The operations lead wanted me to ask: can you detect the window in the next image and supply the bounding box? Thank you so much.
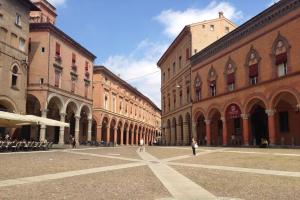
[10,33,17,48]
[202,24,205,29]
[179,56,182,68]
[19,38,25,52]
[119,98,123,113]
[195,76,201,102]
[112,95,116,112]
[163,72,165,82]
[71,80,75,93]
[273,37,289,77]
[186,87,190,103]
[167,68,170,79]
[41,47,45,52]
[225,26,230,33]
[173,62,175,74]
[179,90,182,106]
[104,95,109,109]
[173,92,176,108]
[195,88,201,102]
[279,111,289,132]
[28,38,31,53]
[210,25,214,31]
[0,27,8,42]
[15,14,21,27]
[72,53,76,64]
[249,63,259,85]
[84,85,88,98]
[250,76,258,85]
[11,66,18,88]
[210,81,216,97]
[186,48,190,61]
[54,70,60,87]
[276,53,288,77]
[55,42,60,56]
[227,72,235,91]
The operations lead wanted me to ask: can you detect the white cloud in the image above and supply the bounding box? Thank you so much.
[155,1,243,38]
[267,0,280,7]
[103,39,168,108]
[47,0,67,7]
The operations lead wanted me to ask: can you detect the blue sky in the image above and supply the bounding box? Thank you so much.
[48,0,279,108]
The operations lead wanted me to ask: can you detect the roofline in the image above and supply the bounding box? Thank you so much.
[22,0,40,11]
[34,1,57,17]
[191,0,298,66]
[30,23,97,60]
[93,65,161,112]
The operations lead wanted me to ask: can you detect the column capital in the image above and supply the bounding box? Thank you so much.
[60,112,66,117]
[40,109,48,113]
[97,125,102,128]
[75,115,81,120]
[220,117,226,122]
[241,113,249,120]
[88,117,93,122]
[204,120,211,125]
[265,109,276,116]
[114,127,118,131]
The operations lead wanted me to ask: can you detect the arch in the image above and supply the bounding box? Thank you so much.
[64,99,79,114]
[270,89,299,109]
[207,105,222,119]
[47,93,64,111]
[222,100,243,116]
[0,96,18,112]
[196,112,206,145]
[193,107,206,122]
[243,93,268,113]
[78,103,92,118]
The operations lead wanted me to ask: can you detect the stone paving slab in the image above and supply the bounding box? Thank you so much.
[0,151,132,180]
[146,146,194,159]
[174,152,300,171]
[172,165,300,200]
[0,166,171,200]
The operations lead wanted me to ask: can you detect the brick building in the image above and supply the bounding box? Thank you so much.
[0,0,39,137]
[158,12,236,145]
[26,0,96,144]
[191,0,300,146]
[93,66,161,145]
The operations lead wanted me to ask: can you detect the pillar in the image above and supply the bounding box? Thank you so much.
[87,118,92,142]
[126,128,129,145]
[171,125,176,145]
[176,124,182,145]
[241,114,249,146]
[120,127,124,145]
[75,115,80,144]
[58,113,66,145]
[205,120,211,146]
[183,122,189,145]
[39,109,47,142]
[114,127,117,144]
[135,129,139,145]
[131,129,134,145]
[96,125,102,142]
[221,117,227,146]
[266,109,276,145]
[106,126,110,144]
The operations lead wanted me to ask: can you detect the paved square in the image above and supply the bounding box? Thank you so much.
[0,146,299,200]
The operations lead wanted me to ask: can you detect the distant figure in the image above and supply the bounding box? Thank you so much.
[260,138,268,148]
[139,138,144,152]
[191,138,197,156]
[5,133,10,141]
[72,137,76,149]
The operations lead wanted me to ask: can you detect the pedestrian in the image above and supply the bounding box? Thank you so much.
[139,138,144,152]
[72,137,76,149]
[191,138,197,156]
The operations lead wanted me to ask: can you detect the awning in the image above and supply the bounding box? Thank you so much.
[0,111,69,128]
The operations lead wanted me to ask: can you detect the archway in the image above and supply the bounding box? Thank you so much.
[101,117,109,144]
[92,119,97,142]
[47,96,63,143]
[0,98,18,139]
[110,118,117,144]
[79,106,90,143]
[196,114,206,145]
[272,91,299,145]
[210,110,222,146]
[65,101,77,143]
[123,122,128,145]
[225,103,243,146]
[117,121,122,145]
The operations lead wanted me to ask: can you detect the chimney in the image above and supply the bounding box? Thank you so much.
[219,11,224,18]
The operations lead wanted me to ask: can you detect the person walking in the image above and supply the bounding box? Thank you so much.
[191,138,197,156]
[72,137,76,149]
[139,138,144,152]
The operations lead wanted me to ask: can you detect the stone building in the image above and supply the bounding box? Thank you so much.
[158,12,236,145]
[191,0,300,146]
[0,0,39,137]
[26,0,96,144]
[93,66,161,145]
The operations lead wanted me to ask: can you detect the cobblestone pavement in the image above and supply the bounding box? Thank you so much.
[0,146,299,200]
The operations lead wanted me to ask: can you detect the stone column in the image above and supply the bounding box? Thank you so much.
[176,124,182,145]
[96,125,102,142]
[266,109,276,145]
[135,130,139,145]
[106,126,110,144]
[120,127,124,145]
[58,113,66,145]
[75,115,80,145]
[131,130,134,145]
[183,122,189,145]
[114,127,117,145]
[171,125,176,145]
[126,128,129,145]
[241,114,249,146]
[87,118,92,142]
[39,109,47,142]
[221,117,227,146]
[205,120,211,146]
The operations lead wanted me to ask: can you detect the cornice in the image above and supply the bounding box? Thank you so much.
[191,0,300,66]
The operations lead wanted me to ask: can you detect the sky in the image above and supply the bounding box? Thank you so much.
[47,0,279,108]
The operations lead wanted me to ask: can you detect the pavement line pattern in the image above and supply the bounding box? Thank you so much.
[168,162,300,178]
[138,151,216,200]
[0,162,145,188]
[221,150,300,157]
[64,150,142,162]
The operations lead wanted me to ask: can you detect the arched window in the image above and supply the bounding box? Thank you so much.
[245,46,260,85]
[194,74,202,102]
[208,66,217,97]
[225,58,237,92]
[173,90,176,109]
[11,65,18,88]
[272,33,290,77]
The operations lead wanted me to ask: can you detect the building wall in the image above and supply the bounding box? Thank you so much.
[191,1,300,146]
[0,0,32,113]
[93,67,161,145]
[159,14,236,145]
